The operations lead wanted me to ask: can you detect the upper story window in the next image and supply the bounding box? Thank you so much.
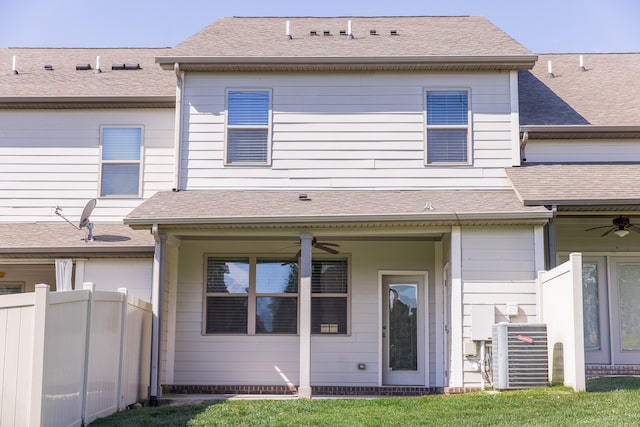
[100,126,143,197]
[425,90,470,165]
[204,255,349,335]
[226,90,272,165]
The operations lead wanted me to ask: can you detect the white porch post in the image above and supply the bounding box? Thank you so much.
[298,232,313,399]
[449,226,464,387]
[149,225,166,405]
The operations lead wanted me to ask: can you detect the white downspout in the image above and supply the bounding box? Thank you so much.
[149,224,166,405]
[172,63,184,191]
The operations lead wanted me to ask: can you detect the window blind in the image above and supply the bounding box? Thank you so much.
[227,90,270,163]
[426,91,469,163]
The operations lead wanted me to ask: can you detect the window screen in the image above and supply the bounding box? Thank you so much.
[227,91,270,164]
[426,91,469,164]
[100,127,142,196]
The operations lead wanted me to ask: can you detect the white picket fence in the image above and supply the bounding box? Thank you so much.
[0,283,152,427]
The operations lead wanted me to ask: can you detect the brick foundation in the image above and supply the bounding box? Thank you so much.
[162,384,481,396]
[586,365,640,376]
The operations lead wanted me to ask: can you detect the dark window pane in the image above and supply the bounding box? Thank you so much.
[256,297,297,334]
[206,296,248,334]
[312,297,347,334]
[101,164,140,196]
[206,258,249,293]
[312,259,348,293]
[227,129,268,163]
[256,258,298,293]
[427,129,468,163]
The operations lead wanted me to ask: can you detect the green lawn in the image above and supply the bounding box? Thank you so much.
[90,377,640,427]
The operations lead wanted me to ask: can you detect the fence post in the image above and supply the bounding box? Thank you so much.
[80,282,95,426]
[116,288,128,410]
[29,284,50,427]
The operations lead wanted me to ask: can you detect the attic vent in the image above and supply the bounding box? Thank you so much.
[76,64,92,71]
[112,63,142,70]
[44,65,53,71]
[310,31,318,36]
[323,30,331,36]
[370,29,378,35]
[390,30,399,36]
[339,30,347,36]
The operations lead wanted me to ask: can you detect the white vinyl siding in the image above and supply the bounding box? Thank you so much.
[460,226,539,387]
[172,239,435,386]
[225,90,271,165]
[0,109,175,222]
[425,90,471,164]
[100,126,143,197]
[180,72,515,190]
[524,139,640,163]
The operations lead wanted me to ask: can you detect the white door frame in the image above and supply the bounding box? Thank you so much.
[378,270,429,386]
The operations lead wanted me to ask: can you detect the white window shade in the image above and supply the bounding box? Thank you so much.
[100,127,142,196]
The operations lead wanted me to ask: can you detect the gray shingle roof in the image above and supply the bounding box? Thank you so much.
[0,223,154,255]
[0,48,175,106]
[519,53,640,126]
[506,164,640,206]
[125,190,550,227]
[159,16,535,71]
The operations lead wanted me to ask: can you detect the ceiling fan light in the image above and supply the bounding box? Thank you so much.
[614,229,630,238]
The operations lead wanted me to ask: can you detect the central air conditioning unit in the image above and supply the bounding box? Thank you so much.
[492,323,548,389]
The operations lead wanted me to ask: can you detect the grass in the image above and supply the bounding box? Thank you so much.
[89,377,640,427]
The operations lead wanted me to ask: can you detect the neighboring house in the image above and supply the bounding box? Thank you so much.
[0,48,176,300]
[1,16,638,399]
[512,53,640,373]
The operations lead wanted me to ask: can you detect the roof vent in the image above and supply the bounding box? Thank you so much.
[339,30,346,36]
[96,56,102,73]
[390,30,399,36]
[12,55,18,74]
[323,30,331,36]
[310,30,318,36]
[112,63,142,70]
[76,64,92,71]
[44,64,53,71]
[299,193,312,201]
[547,60,554,78]
[286,20,292,39]
[579,55,586,72]
[370,29,378,35]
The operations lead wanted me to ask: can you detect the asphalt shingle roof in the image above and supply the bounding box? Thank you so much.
[159,16,535,71]
[506,164,640,206]
[519,53,640,126]
[125,189,550,226]
[0,47,175,104]
[0,223,154,254]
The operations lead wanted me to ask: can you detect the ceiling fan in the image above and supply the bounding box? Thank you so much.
[584,216,640,238]
[295,238,340,257]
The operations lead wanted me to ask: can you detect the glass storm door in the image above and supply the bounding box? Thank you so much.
[382,276,425,385]
[611,261,640,364]
[582,258,610,364]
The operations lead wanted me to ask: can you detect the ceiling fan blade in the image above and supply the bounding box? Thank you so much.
[314,244,340,254]
[628,225,640,233]
[600,228,615,237]
[316,242,340,248]
[584,225,613,232]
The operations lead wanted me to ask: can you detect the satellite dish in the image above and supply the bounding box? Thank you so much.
[79,199,96,241]
[79,199,96,229]
[54,199,96,242]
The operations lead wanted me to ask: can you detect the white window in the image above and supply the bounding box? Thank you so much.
[425,90,471,164]
[100,126,143,197]
[0,283,23,295]
[225,90,271,164]
[204,256,349,335]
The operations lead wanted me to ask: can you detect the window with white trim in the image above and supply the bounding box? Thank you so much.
[425,90,470,164]
[204,256,349,335]
[226,90,271,164]
[100,126,143,197]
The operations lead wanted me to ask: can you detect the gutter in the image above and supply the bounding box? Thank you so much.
[157,55,537,71]
[124,211,553,228]
[520,125,640,139]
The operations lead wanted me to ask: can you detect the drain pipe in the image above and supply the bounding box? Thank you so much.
[149,224,166,405]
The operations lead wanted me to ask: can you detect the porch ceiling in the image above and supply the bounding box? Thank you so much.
[0,223,154,257]
[506,164,640,207]
[124,189,551,230]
